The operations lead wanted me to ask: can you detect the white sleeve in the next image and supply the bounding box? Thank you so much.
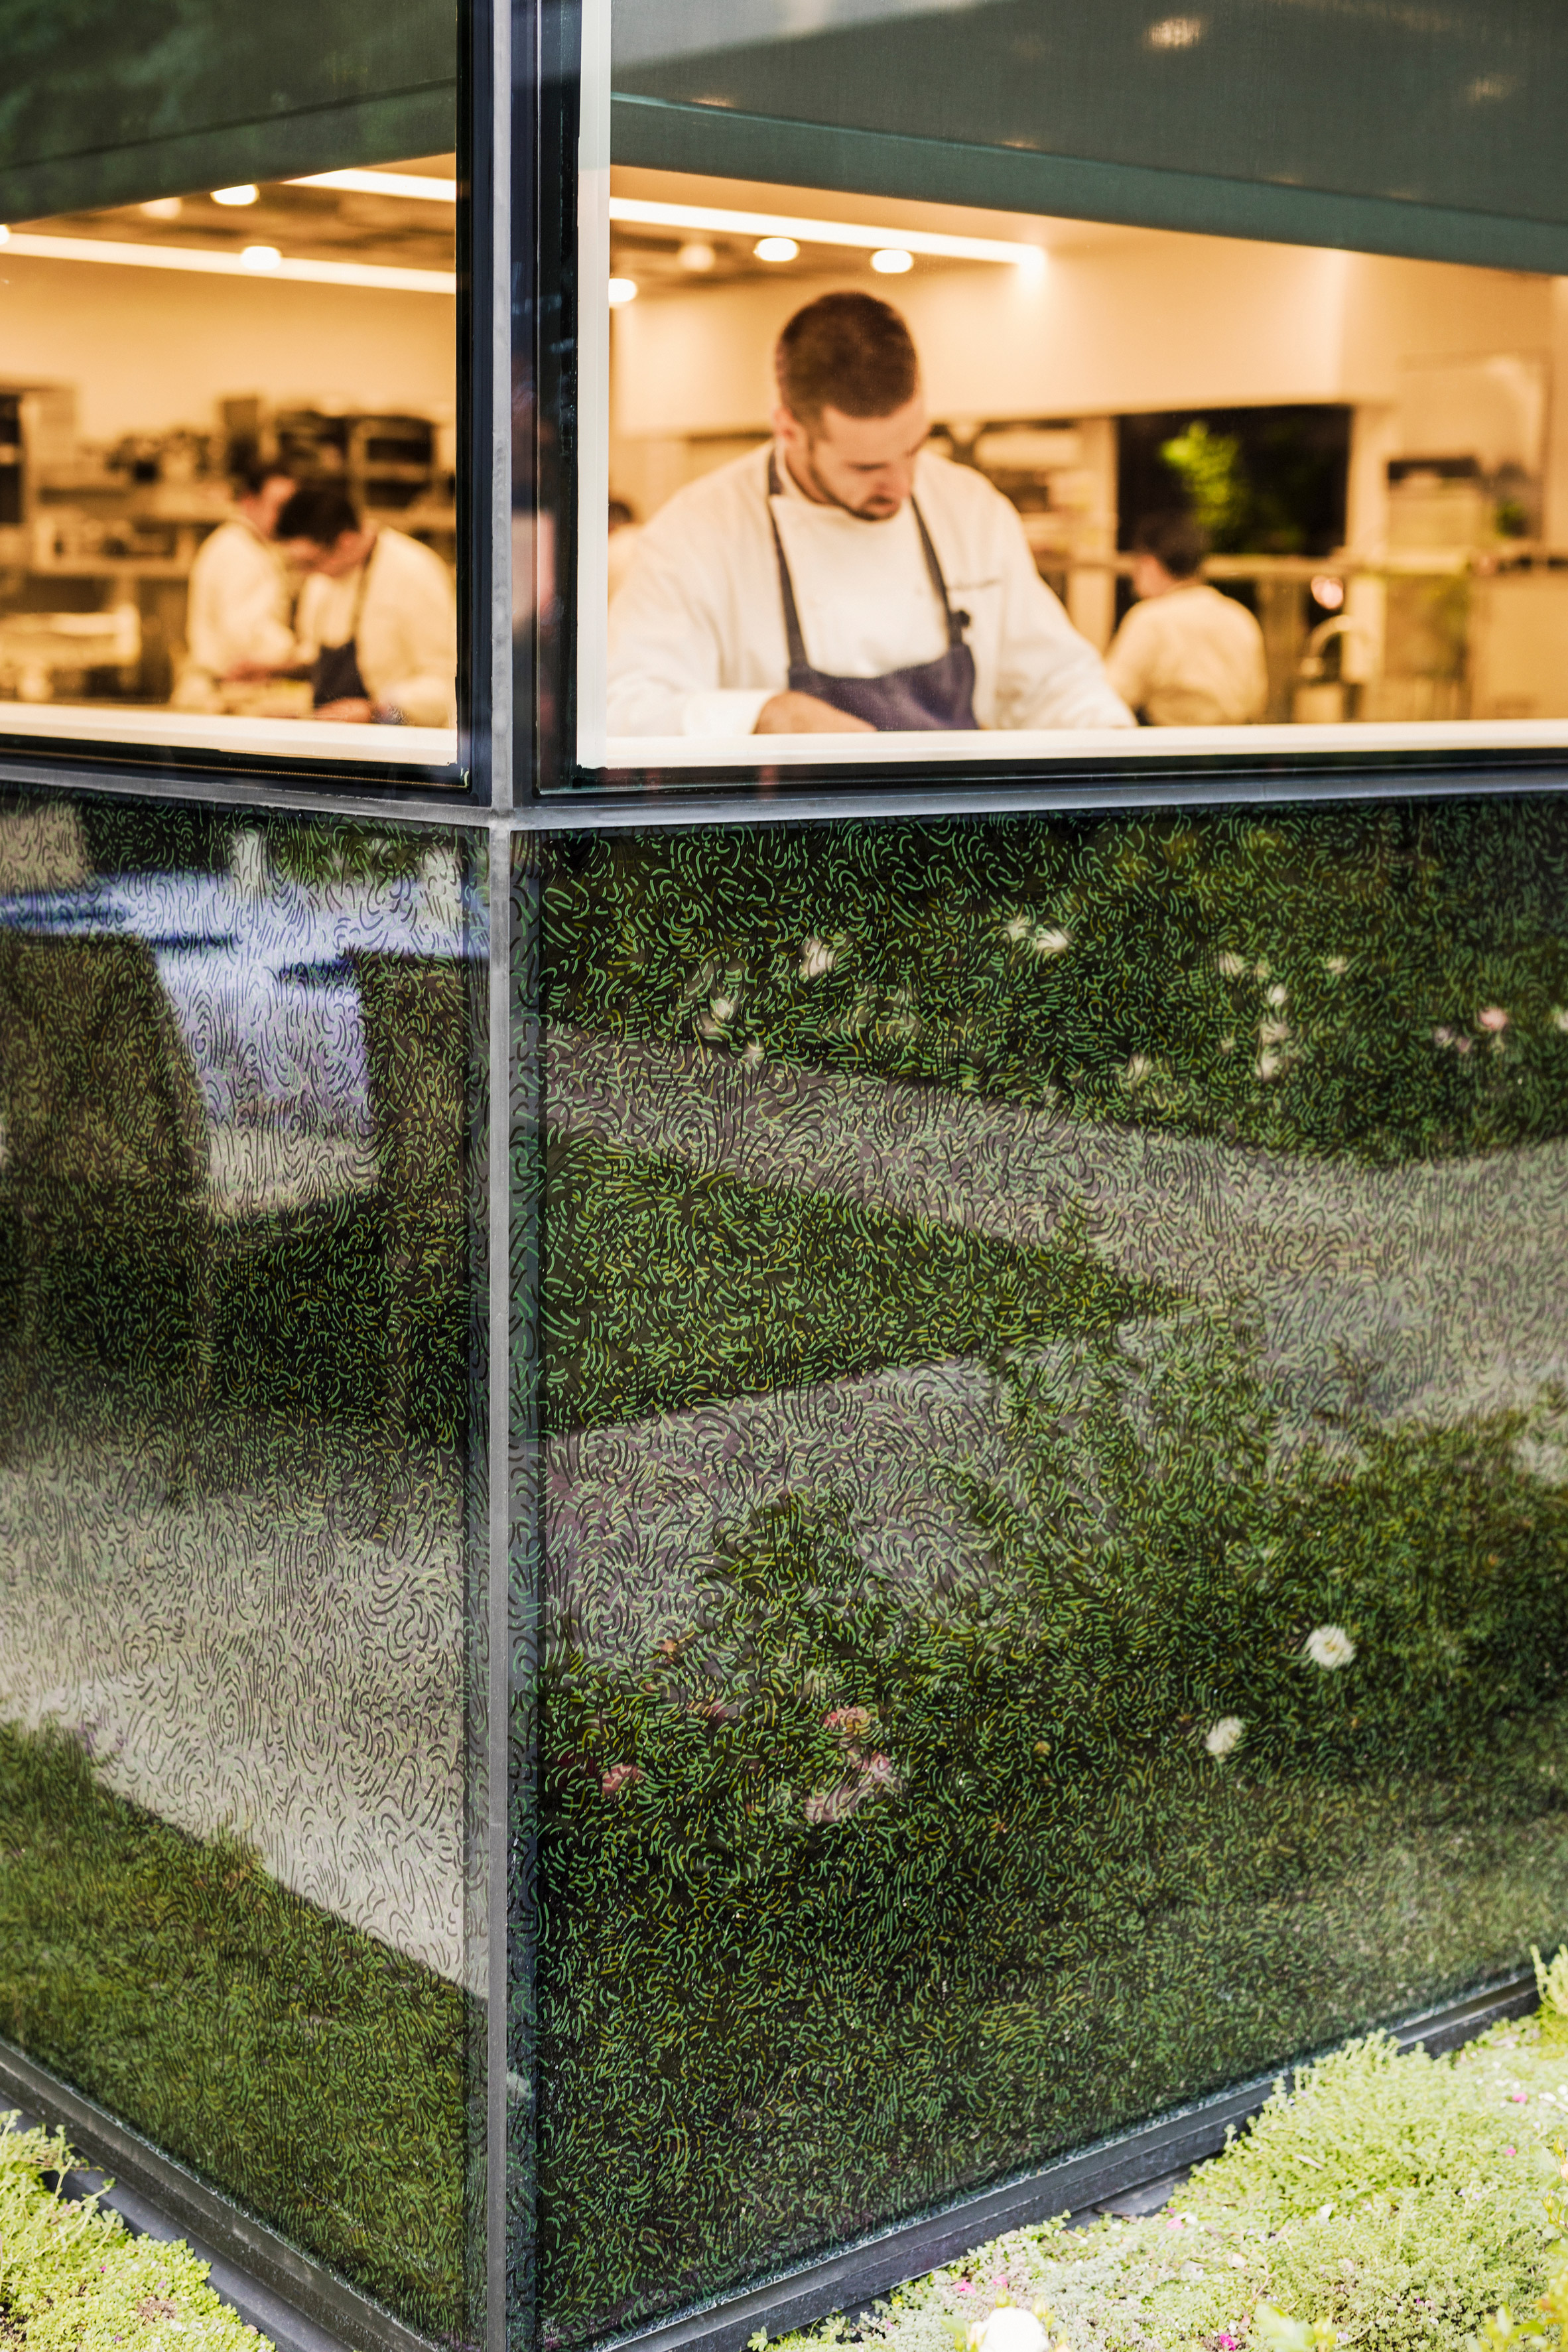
[607,515,773,739]
[187,534,296,675]
[375,551,458,727]
[989,509,1136,732]
[1104,605,1157,718]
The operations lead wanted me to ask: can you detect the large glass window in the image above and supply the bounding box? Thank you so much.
[0,790,484,2334]
[551,0,1568,783]
[533,794,1568,2340]
[1,1,463,783]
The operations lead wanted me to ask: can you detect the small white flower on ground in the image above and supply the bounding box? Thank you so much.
[1002,913,1031,944]
[1266,982,1288,1008]
[1218,950,1246,978]
[1219,1032,1236,1053]
[1205,1716,1244,1758]
[1433,1026,1454,1048]
[1029,924,1071,958]
[1324,955,1348,974]
[1255,1049,1283,1080]
[1258,1018,1290,1045]
[798,937,836,980]
[1553,1007,1568,1032]
[972,2311,1049,2352]
[1124,1053,1152,1087]
[1305,1623,1356,1669]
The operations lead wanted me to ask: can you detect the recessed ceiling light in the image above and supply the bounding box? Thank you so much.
[608,275,639,306]
[212,184,260,207]
[754,235,799,263]
[870,247,913,274]
[240,244,282,269]
[139,197,182,220]
[678,240,717,273]
[1146,15,1203,46]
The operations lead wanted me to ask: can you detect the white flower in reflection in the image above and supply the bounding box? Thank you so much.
[1219,1033,1236,1054]
[1029,924,1071,958]
[1255,1049,1283,1080]
[1305,1624,1356,1669]
[709,995,736,1025]
[1553,1007,1568,1033]
[1266,982,1288,1009]
[1254,958,1271,980]
[1205,1716,1244,1759]
[1123,1053,1152,1088]
[1217,950,1246,978]
[1325,955,1348,975]
[799,936,836,981]
[742,1041,764,1068]
[1002,913,1032,944]
[1258,1019,1290,1046]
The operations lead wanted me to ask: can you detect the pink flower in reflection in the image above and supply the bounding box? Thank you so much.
[600,1762,644,1798]
[1479,1006,1510,1031]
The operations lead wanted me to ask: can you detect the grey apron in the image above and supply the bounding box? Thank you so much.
[311,542,377,708]
[766,451,980,732]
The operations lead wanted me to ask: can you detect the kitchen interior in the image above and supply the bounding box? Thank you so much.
[606,166,1568,728]
[0,160,456,732]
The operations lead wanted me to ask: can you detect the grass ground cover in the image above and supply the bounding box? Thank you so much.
[0,1728,468,2339]
[771,1964,1568,2352]
[0,2116,264,2352]
[542,1136,1147,1432]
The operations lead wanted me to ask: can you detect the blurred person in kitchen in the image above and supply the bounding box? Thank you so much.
[171,446,298,710]
[607,495,643,602]
[1104,511,1268,725]
[278,483,457,726]
[607,291,1133,738]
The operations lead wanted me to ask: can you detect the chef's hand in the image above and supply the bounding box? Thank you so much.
[755,690,875,734]
[314,696,375,722]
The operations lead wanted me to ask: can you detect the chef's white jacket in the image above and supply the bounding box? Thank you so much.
[294,527,458,728]
[185,515,296,677]
[606,442,1134,739]
[1105,581,1269,726]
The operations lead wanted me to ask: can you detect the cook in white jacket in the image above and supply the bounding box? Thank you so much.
[278,483,457,729]
[608,291,1133,741]
[172,454,298,706]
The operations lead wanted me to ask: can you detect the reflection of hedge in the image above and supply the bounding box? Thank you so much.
[0,1728,468,2336]
[543,1137,1148,1431]
[537,1319,1568,2345]
[543,799,1568,1165]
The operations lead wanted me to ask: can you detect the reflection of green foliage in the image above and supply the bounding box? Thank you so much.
[1160,421,1250,545]
[543,1136,1147,1432]
[0,1726,468,2335]
[543,801,1568,1169]
[537,1314,1568,2341]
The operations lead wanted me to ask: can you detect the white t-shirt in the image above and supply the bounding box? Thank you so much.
[184,516,296,677]
[294,527,457,729]
[1105,581,1269,726]
[606,442,1134,739]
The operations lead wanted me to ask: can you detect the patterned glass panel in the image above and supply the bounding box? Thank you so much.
[534,795,1568,2344]
[0,791,483,2337]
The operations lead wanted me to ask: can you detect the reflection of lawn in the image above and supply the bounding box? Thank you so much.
[0,1726,468,2339]
[541,1723,1568,2351]
[543,1136,1151,1434]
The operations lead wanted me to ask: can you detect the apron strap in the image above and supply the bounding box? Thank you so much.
[765,448,970,668]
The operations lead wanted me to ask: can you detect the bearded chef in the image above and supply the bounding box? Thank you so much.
[606,290,1134,740]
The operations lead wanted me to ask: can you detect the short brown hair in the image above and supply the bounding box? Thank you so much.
[775,293,919,426]
[1133,510,1209,579]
